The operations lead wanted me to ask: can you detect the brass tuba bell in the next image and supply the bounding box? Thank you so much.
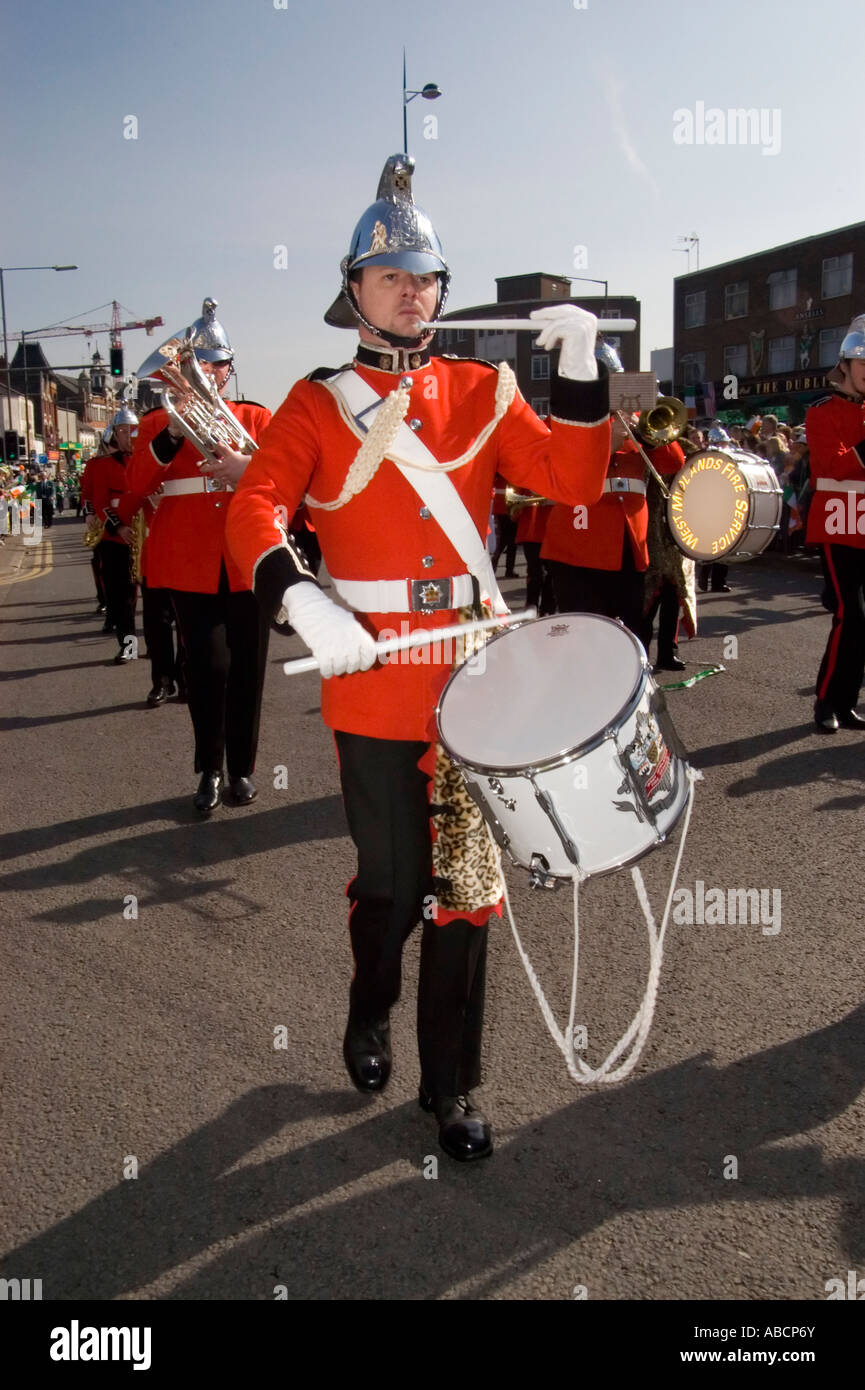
[635,396,689,447]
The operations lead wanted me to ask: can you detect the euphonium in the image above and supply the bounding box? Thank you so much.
[155,332,258,467]
[82,514,103,548]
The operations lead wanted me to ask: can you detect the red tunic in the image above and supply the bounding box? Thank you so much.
[542,440,684,571]
[87,451,135,546]
[227,355,611,741]
[125,401,272,592]
[805,392,865,548]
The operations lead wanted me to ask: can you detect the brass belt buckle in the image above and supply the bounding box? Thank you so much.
[204,476,225,494]
[411,577,452,612]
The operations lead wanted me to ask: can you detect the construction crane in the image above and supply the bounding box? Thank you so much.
[13,301,163,342]
[11,300,164,381]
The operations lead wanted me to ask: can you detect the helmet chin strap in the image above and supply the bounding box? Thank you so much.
[345,285,436,349]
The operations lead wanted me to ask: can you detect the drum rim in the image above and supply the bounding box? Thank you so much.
[435,613,650,776]
[666,447,782,563]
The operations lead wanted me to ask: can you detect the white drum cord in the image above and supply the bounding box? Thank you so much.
[495,766,702,1084]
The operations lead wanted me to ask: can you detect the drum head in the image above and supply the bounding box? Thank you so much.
[667,449,752,561]
[437,614,645,772]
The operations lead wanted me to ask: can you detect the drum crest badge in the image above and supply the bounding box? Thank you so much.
[625,709,673,805]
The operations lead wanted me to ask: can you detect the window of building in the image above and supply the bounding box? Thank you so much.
[767,268,797,311]
[819,325,846,367]
[822,254,853,300]
[724,283,748,319]
[723,343,748,377]
[684,291,706,328]
[457,328,468,342]
[531,397,550,415]
[679,353,706,387]
[768,335,796,373]
[531,355,550,380]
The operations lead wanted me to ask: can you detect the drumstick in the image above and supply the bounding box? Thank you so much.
[282,608,537,676]
[420,319,636,333]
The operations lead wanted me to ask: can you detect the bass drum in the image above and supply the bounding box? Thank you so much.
[666,447,783,562]
[436,614,691,885]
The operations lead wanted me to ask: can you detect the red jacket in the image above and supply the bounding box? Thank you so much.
[226,353,611,741]
[124,401,272,591]
[805,392,865,548]
[87,451,137,547]
[541,440,684,571]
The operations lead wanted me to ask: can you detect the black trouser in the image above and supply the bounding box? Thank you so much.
[816,543,865,713]
[335,731,488,1098]
[170,568,269,778]
[91,551,105,606]
[642,579,680,663]
[698,562,729,590]
[548,540,646,640]
[141,580,179,686]
[492,513,518,576]
[41,500,54,529]
[96,539,137,651]
[522,541,556,615]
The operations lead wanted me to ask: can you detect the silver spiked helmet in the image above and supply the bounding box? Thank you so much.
[324,154,450,335]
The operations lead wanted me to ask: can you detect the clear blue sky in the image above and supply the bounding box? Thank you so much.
[2,0,863,409]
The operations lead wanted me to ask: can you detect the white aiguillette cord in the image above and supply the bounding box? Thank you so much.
[493,766,703,1084]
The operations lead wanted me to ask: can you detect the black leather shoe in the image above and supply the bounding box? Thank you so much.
[711,584,732,593]
[226,776,257,805]
[146,680,176,708]
[343,1015,392,1092]
[193,771,223,816]
[102,619,114,633]
[419,1089,493,1161]
[836,708,865,728]
[814,701,839,733]
[653,656,686,672]
[697,577,709,592]
[113,648,135,664]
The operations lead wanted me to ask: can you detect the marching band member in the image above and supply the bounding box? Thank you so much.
[226,154,611,1162]
[137,491,185,707]
[79,450,109,622]
[512,489,556,616]
[805,314,865,733]
[87,408,141,662]
[541,414,683,640]
[127,301,272,812]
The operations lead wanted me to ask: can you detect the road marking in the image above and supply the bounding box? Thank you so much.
[0,540,54,585]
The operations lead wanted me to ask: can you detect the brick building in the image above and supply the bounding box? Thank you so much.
[673,222,865,423]
[436,272,640,416]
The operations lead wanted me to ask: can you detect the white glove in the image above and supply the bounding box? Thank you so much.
[282,582,378,679]
[530,305,599,381]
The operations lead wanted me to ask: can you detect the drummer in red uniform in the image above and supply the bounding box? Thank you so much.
[126,300,272,811]
[226,154,612,1162]
[805,314,865,732]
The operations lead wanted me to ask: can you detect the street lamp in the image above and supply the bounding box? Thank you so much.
[1,264,77,461]
[402,48,441,155]
[571,275,609,322]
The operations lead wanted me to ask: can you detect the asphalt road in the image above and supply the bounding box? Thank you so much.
[1,514,863,1303]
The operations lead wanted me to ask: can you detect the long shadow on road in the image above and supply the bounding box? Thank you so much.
[0,796,349,918]
[1,1004,863,1299]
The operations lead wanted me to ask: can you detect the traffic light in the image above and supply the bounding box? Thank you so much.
[110,347,124,377]
[3,430,19,461]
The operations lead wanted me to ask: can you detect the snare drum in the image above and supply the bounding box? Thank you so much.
[436,614,690,884]
[666,447,783,562]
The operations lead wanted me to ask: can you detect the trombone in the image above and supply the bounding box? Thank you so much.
[615,396,689,500]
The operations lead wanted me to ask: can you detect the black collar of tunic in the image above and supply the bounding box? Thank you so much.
[354,342,432,374]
